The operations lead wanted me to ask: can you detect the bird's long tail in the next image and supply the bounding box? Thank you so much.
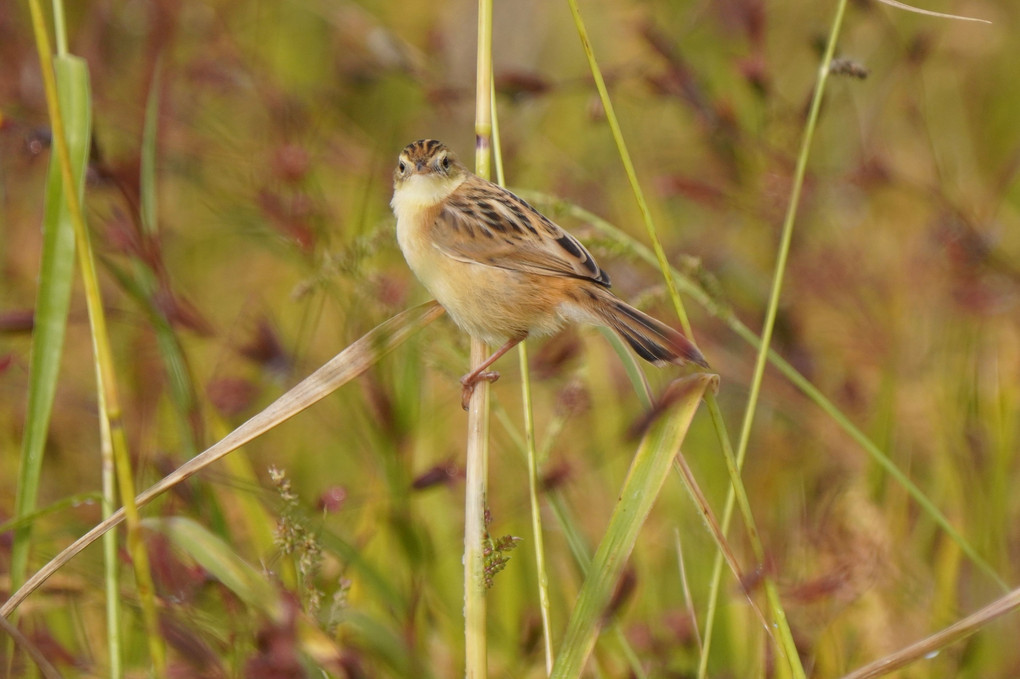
[581,286,708,368]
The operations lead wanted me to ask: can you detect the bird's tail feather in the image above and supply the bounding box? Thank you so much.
[585,288,708,368]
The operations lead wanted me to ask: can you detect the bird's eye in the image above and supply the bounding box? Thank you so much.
[398,161,406,173]
[441,155,450,170]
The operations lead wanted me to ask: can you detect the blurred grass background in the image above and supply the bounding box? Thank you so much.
[2,0,1019,676]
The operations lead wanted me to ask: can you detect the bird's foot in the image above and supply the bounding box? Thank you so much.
[460,370,501,410]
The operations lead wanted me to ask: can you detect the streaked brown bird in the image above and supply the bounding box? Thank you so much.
[391,139,706,408]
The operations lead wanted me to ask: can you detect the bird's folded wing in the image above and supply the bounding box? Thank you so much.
[430,188,611,287]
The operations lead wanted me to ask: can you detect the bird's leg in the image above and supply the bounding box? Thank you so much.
[460,335,526,410]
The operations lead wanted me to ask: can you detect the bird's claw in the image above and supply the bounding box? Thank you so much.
[460,371,500,410]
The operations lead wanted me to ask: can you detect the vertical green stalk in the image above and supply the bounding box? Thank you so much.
[464,1,494,677]
[9,50,91,677]
[49,0,67,57]
[519,342,554,672]
[46,5,122,674]
[673,528,703,652]
[486,79,556,671]
[699,0,850,676]
[564,1,807,674]
[564,0,692,337]
[98,384,122,678]
[490,83,505,188]
[474,0,493,163]
[25,1,166,674]
[733,0,849,510]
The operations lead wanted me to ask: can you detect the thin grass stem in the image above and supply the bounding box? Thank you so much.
[704,1,850,674]
[25,2,165,673]
[519,342,555,673]
[49,0,67,57]
[487,79,555,673]
[563,1,800,673]
[673,528,703,653]
[564,0,693,338]
[492,403,648,677]
[101,424,121,679]
[464,338,490,679]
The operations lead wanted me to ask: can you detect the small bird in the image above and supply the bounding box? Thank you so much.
[391,139,707,409]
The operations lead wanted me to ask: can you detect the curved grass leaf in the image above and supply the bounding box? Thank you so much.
[1,301,445,617]
[550,373,715,678]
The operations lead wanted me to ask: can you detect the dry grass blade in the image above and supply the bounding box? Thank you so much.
[669,454,773,641]
[875,0,990,23]
[0,615,61,679]
[840,587,1020,679]
[673,528,703,653]
[0,301,444,618]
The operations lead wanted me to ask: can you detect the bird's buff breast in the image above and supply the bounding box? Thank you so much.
[394,198,564,344]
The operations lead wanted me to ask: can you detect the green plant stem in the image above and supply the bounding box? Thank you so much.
[464,337,490,679]
[519,342,555,673]
[490,81,504,187]
[101,417,121,679]
[26,2,165,674]
[673,528,704,653]
[49,0,67,57]
[487,79,555,672]
[702,1,849,674]
[564,1,800,673]
[733,0,850,518]
[564,0,693,338]
[10,53,90,652]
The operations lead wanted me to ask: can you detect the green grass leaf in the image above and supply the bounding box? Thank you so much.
[10,54,92,593]
[551,373,715,678]
[144,516,283,618]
